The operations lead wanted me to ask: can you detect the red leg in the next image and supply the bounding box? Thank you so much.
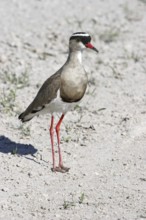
[56,114,64,167]
[55,114,70,172]
[50,115,55,171]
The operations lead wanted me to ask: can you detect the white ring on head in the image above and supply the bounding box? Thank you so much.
[72,33,89,37]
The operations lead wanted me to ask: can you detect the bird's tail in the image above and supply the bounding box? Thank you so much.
[18,111,34,122]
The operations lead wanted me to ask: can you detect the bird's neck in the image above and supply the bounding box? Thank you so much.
[67,50,82,64]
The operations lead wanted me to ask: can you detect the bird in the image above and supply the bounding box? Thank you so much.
[18,32,98,173]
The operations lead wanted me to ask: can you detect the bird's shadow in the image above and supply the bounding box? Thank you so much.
[0,135,37,155]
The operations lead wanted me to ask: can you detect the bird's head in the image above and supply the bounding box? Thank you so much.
[69,32,98,53]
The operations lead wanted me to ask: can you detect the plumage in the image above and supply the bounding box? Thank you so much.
[19,32,98,172]
[19,71,61,122]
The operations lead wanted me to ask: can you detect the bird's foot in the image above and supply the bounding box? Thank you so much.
[60,165,70,172]
[51,165,70,173]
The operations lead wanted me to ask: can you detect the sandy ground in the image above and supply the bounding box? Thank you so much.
[0,0,146,219]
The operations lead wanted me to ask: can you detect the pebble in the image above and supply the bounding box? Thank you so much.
[0,55,7,63]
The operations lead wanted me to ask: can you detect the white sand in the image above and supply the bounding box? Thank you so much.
[0,0,146,219]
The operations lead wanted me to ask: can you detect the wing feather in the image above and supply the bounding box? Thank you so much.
[19,70,61,122]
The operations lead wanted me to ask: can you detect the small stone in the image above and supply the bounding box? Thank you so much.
[55,214,61,218]
[1,188,8,192]
[0,55,7,63]
[28,172,32,177]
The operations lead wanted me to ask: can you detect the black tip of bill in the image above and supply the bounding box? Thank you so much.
[92,47,99,53]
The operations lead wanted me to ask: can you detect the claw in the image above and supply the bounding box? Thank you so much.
[51,165,70,173]
[60,165,70,172]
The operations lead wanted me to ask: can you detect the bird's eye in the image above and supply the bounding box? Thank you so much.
[76,38,80,42]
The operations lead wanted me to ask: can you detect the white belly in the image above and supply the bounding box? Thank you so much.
[40,95,78,115]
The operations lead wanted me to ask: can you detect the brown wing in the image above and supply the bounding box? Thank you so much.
[19,69,61,122]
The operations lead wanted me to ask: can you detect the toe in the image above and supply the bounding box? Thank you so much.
[60,165,70,172]
[51,167,67,173]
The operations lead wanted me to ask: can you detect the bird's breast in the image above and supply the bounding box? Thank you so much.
[60,67,88,103]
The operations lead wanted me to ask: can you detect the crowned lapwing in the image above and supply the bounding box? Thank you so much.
[19,32,98,173]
